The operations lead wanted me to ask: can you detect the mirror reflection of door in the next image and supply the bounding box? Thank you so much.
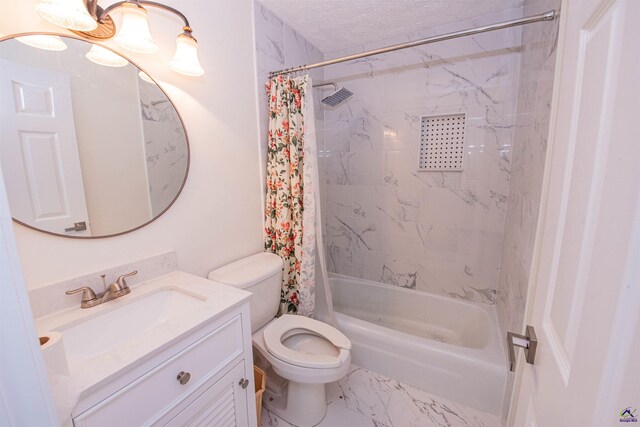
[0,59,91,236]
[0,36,189,238]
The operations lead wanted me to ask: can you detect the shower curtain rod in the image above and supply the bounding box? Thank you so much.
[268,10,557,78]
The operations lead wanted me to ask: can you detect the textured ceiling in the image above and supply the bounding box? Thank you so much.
[258,0,524,53]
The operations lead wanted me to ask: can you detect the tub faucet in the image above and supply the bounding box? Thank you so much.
[65,270,137,309]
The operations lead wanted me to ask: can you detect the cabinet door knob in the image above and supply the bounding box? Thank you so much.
[177,371,191,385]
[239,378,249,389]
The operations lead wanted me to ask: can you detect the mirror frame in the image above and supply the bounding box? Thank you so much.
[0,32,190,239]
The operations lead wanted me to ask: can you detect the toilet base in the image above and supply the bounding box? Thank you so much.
[263,380,327,426]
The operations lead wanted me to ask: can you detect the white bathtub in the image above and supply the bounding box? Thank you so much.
[330,274,507,415]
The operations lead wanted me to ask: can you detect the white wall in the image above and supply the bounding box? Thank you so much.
[0,0,264,289]
[70,60,151,235]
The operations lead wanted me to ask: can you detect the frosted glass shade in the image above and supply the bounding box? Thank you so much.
[36,0,97,31]
[169,34,204,77]
[86,45,128,67]
[138,71,154,84]
[16,35,68,51]
[114,4,158,54]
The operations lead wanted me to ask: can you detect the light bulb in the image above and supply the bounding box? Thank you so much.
[86,44,128,67]
[169,33,204,77]
[138,71,155,84]
[114,3,158,54]
[36,0,97,31]
[16,35,68,51]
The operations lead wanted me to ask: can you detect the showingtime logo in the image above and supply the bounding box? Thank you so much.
[620,407,638,423]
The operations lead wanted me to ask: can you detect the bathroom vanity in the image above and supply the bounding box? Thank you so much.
[35,271,257,426]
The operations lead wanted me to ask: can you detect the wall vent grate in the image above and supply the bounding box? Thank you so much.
[418,113,466,171]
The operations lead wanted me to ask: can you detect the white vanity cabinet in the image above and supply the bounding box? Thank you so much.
[162,361,248,426]
[71,301,257,427]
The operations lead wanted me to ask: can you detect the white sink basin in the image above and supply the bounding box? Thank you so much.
[60,288,206,361]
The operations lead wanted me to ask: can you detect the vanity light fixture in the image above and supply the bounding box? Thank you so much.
[113,2,158,54]
[169,31,204,76]
[16,35,68,51]
[35,0,204,76]
[86,44,128,67]
[36,0,97,32]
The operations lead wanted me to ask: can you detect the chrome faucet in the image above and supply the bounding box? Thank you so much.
[65,270,137,309]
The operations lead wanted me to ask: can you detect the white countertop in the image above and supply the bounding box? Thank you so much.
[35,271,251,402]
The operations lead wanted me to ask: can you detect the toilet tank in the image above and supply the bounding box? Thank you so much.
[208,252,283,332]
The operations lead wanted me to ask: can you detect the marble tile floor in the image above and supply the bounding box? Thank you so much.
[260,365,500,427]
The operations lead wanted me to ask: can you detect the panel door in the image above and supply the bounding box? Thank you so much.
[0,58,90,235]
[511,0,640,425]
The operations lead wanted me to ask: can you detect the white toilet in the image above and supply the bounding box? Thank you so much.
[208,252,351,426]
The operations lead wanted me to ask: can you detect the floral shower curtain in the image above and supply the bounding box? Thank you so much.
[264,75,318,316]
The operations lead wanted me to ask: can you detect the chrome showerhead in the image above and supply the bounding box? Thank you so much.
[322,87,353,106]
[313,82,353,106]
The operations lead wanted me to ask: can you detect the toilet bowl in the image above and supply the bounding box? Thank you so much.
[254,315,351,425]
[208,253,351,426]
[264,315,351,372]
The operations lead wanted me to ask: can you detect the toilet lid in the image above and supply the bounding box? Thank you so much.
[263,315,351,368]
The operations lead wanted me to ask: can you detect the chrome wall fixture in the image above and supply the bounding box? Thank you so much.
[35,0,204,76]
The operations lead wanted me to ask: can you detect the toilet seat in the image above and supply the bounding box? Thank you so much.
[263,315,351,369]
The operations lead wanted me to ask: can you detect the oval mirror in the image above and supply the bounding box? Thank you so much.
[0,34,189,238]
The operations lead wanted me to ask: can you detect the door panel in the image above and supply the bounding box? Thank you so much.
[12,80,54,116]
[0,59,90,235]
[512,0,640,425]
[19,131,69,219]
[548,0,616,370]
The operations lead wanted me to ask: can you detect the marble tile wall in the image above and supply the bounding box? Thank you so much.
[320,9,524,304]
[496,0,560,421]
[138,82,188,217]
[253,1,325,176]
[497,0,560,339]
